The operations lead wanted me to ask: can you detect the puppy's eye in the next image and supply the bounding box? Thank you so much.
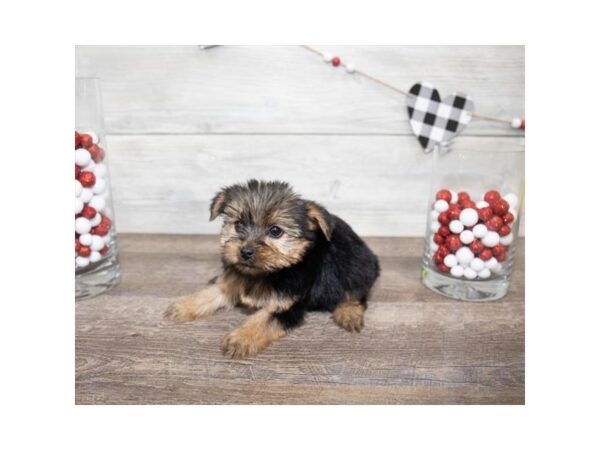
[268,225,283,238]
[234,221,244,233]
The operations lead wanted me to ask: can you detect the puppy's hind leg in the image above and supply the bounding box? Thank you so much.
[164,281,233,322]
[332,297,365,333]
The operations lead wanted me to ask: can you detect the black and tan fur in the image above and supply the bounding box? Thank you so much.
[164,180,380,359]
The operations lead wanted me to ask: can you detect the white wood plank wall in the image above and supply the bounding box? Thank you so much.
[75,45,525,236]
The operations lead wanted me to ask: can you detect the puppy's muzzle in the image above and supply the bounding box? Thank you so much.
[240,247,255,261]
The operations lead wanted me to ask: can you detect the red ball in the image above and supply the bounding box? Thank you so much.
[87,144,100,161]
[496,251,507,262]
[460,200,477,209]
[79,171,96,188]
[484,190,501,203]
[438,211,450,225]
[478,207,493,222]
[75,238,81,253]
[457,191,470,203]
[437,263,451,273]
[96,147,105,162]
[436,189,452,203]
[331,56,341,67]
[479,248,493,261]
[439,225,450,237]
[492,244,507,257]
[498,225,511,236]
[447,206,460,221]
[80,134,93,148]
[100,216,112,229]
[75,164,81,179]
[503,212,514,224]
[92,225,108,236]
[79,246,91,257]
[437,245,450,257]
[434,252,444,265]
[445,235,462,252]
[469,239,484,254]
[99,245,109,255]
[75,131,81,149]
[485,216,504,231]
[433,233,445,245]
[491,198,510,216]
[81,206,96,219]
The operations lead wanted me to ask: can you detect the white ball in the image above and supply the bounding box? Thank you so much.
[434,199,449,212]
[478,268,491,279]
[492,263,503,274]
[430,210,440,221]
[345,63,356,73]
[92,177,106,194]
[482,231,500,247]
[75,256,90,268]
[90,251,102,263]
[83,131,99,144]
[444,254,458,268]
[88,195,106,212]
[75,197,84,214]
[485,257,498,270]
[450,265,464,278]
[509,208,518,221]
[90,213,102,227]
[322,52,333,62]
[80,188,93,204]
[79,233,93,246]
[511,117,522,129]
[470,258,485,272]
[473,224,488,238]
[75,180,82,197]
[75,149,91,167]
[499,232,514,245]
[504,193,519,209]
[449,220,464,234]
[94,163,108,178]
[476,200,489,209]
[430,221,441,233]
[103,235,111,244]
[463,267,477,280]
[449,190,458,203]
[83,160,96,172]
[460,230,474,245]
[456,247,474,266]
[91,235,104,251]
[459,208,479,227]
[75,217,92,234]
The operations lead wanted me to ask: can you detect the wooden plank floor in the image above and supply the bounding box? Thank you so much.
[75,234,524,404]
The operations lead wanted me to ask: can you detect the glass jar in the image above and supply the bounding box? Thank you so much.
[421,141,524,301]
[75,78,121,299]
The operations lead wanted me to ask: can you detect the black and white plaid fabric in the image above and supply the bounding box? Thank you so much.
[406,82,474,152]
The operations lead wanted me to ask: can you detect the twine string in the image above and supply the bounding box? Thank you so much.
[302,45,516,126]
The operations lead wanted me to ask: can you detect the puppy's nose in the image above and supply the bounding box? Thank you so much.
[240,247,255,261]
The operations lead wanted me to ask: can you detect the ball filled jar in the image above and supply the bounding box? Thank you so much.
[421,141,524,301]
[75,78,121,299]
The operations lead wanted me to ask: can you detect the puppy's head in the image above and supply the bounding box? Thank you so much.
[209,180,332,275]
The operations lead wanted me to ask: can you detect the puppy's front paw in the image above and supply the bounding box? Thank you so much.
[164,297,200,322]
[221,328,259,359]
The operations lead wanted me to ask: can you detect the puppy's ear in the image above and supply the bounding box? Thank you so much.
[209,189,227,221]
[306,201,333,241]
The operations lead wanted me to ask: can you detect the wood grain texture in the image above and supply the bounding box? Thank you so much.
[75,234,524,405]
[106,134,524,236]
[75,45,524,136]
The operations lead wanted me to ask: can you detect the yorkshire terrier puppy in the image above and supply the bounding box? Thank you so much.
[164,180,380,359]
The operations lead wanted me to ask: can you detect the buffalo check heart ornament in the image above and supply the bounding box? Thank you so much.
[407,82,474,152]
